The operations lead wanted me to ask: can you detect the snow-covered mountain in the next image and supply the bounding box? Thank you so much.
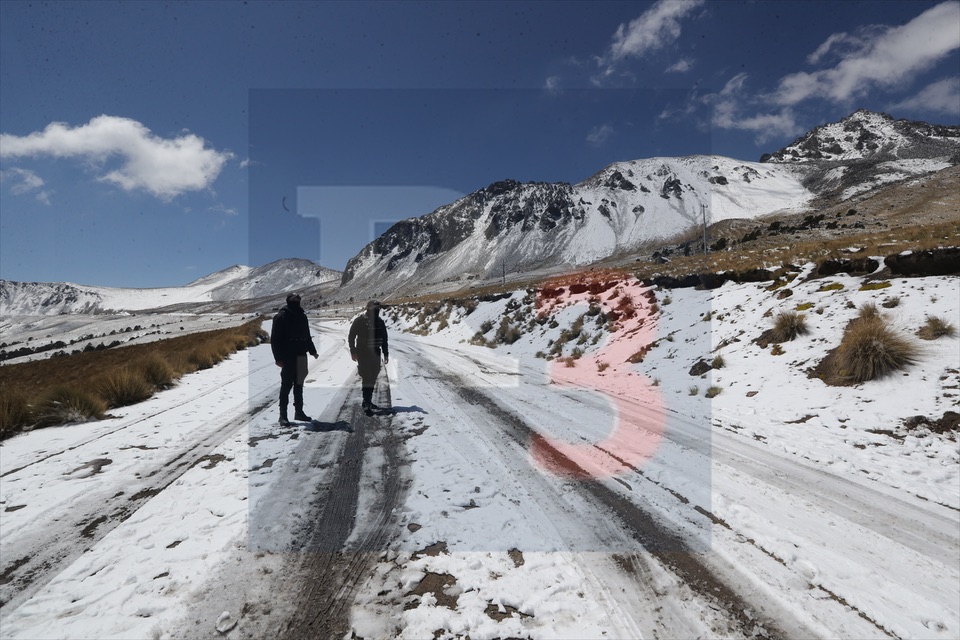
[762,109,960,164]
[339,110,959,299]
[762,109,960,200]
[341,156,813,298]
[0,258,340,316]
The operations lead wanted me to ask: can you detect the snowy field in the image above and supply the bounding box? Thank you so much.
[0,263,957,639]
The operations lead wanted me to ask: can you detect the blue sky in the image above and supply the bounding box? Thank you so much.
[1,1,957,288]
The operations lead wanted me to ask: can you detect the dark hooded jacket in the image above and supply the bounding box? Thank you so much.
[271,303,317,362]
[349,309,388,362]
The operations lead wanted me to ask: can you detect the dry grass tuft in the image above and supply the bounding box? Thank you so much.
[97,369,154,409]
[769,311,809,343]
[0,388,30,438]
[917,316,957,340]
[834,311,918,383]
[32,386,108,428]
[137,353,176,389]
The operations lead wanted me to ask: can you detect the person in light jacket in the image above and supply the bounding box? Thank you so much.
[348,300,389,413]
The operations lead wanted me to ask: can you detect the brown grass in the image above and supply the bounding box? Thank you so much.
[97,369,154,409]
[833,311,919,383]
[917,316,957,340]
[31,386,108,429]
[0,319,265,439]
[769,311,809,343]
[137,353,176,389]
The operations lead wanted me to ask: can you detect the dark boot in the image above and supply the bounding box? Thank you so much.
[293,385,311,421]
[361,387,373,411]
[279,407,290,426]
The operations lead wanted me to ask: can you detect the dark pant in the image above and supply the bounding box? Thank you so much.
[356,355,381,405]
[279,354,308,416]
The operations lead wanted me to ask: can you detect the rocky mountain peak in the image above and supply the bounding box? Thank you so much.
[761,109,960,164]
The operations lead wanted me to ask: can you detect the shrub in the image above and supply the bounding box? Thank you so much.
[188,346,221,370]
[597,361,609,372]
[770,311,808,343]
[835,314,918,382]
[881,296,900,309]
[0,389,30,437]
[97,369,154,408]
[479,319,494,334]
[470,332,489,347]
[166,351,199,376]
[857,302,880,321]
[137,354,175,389]
[705,386,722,398]
[494,319,522,345]
[33,386,107,427]
[918,316,957,340]
[711,354,725,369]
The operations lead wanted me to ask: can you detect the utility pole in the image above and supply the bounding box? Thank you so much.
[701,203,709,254]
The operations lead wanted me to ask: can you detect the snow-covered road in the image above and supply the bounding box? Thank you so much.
[1,292,958,639]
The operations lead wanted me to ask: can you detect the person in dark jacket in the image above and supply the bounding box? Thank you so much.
[271,292,318,425]
[348,300,389,413]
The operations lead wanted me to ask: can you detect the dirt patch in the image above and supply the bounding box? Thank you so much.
[249,433,280,447]
[405,572,459,610]
[485,601,533,621]
[3,504,26,513]
[508,548,525,568]
[129,488,162,501]
[904,411,960,435]
[193,453,229,470]
[80,515,109,539]
[413,541,448,560]
[251,457,277,471]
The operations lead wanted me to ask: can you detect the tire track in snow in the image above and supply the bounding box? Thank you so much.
[0,334,344,615]
[395,340,805,639]
[0,391,276,615]
[272,369,407,640]
[0,359,278,479]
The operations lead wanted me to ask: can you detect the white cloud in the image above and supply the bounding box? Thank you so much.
[587,124,615,147]
[209,202,239,217]
[545,76,562,93]
[888,77,960,117]
[666,58,694,74]
[770,1,960,107]
[0,115,233,200]
[701,74,800,143]
[595,0,705,81]
[685,2,959,143]
[0,167,53,204]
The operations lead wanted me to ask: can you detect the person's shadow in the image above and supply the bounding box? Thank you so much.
[383,405,427,415]
[304,420,353,433]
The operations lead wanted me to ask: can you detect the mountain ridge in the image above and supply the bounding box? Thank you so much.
[336,109,959,301]
[0,258,340,316]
